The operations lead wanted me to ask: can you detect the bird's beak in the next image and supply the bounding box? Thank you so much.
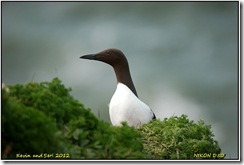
[80,54,97,60]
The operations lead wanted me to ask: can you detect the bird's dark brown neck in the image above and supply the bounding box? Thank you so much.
[113,64,138,97]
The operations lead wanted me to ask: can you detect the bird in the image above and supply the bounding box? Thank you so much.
[80,48,156,127]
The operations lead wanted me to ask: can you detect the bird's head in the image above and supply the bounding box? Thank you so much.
[80,48,128,67]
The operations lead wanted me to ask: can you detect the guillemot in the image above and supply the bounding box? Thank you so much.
[80,48,156,127]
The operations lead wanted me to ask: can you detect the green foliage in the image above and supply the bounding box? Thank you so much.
[1,78,222,160]
[139,115,222,159]
[2,88,59,159]
[7,78,84,128]
[1,78,147,159]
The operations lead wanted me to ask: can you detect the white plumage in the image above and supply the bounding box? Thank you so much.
[109,83,154,127]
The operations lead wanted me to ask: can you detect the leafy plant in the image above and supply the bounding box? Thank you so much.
[1,78,222,160]
[1,78,147,159]
[139,115,222,159]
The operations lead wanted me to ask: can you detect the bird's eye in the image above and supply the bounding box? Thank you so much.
[106,51,111,55]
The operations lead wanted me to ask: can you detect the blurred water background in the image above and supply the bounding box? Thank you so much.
[2,2,239,159]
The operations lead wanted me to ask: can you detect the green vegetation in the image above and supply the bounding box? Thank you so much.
[1,78,222,159]
[139,116,221,159]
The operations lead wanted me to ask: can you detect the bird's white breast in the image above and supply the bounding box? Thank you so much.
[109,83,154,127]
